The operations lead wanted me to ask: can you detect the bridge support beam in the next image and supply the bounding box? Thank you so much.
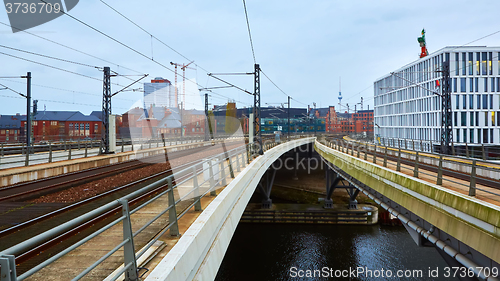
[258,167,276,209]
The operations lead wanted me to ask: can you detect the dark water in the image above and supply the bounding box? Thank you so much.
[216,223,459,281]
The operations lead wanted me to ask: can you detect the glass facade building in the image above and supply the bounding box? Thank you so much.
[374,46,500,147]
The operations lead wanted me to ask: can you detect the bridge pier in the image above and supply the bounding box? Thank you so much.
[324,164,359,209]
[258,167,276,209]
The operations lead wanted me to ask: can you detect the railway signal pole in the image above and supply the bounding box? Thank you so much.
[100,67,112,154]
[440,61,453,155]
[254,64,263,155]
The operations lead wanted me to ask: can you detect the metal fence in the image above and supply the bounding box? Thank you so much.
[376,136,500,161]
[0,135,239,169]
[0,133,301,281]
[322,138,500,203]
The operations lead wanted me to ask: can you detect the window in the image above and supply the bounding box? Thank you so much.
[485,78,488,92]
[492,112,496,126]
[491,129,494,143]
[476,52,480,75]
[470,78,474,92]
[469,52,473,75]
[454,112,457,126]
[455,95,459,109]
[85,123,89,130]
[476,112,479,126]
[490,95,493,109]
[483,95,488,109]
[469,94,474,109]
[498,111,500,127]
[470,129,474,143]
[463,95,466,109]
[475,78,479,92]
[489,52,493,75]
[463,129,466,143]
[456,129,460,143]
[483,129,488,144]
[492,78,496,93]
[51,121,57,126]
[498,78,500,92]
[462,52,466,76]
[455,53,459,76]
[94,124,98,132]
[460,78,466,92]
[482,52,487,75]
[485,112,489,126]
[453,78,457,92]
[461,112,466,126]
[0,130,4,134]
[470,112,474,126]
[478,129,481,144]
[477,95,481,109]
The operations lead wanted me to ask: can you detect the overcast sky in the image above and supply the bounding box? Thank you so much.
[1,0,499,116]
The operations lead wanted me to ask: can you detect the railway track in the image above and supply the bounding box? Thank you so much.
[0,142,247,276]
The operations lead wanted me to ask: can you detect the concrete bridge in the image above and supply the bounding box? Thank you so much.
[2,136,500,281]
[144,137,500,281]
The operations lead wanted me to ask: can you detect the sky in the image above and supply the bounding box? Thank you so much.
[1,0,500,116]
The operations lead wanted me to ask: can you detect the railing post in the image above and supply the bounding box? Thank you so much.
[482,144,486,160]
[351,142,354,156]
[373,145,377,164]
[469,160,477,197]
[235,152,241,172]
[0,254,17,281]
[220,158,227,185]
[192,167,202,211]
[68,145,72,160]
[227,154,235,179]
[149,141,151,149]
[122,139,124,153]
[84,142,88,158]
[413,151,419,178]
[64,140,67,151]
[48,141,53,163]
[1,143,3,158]
[429,141,433,153]
[118,199,139,281]
[364,143,368,161]
[357,144,360,158]
[383,146,388,167]
[90,139,93,149]
[436,155,443,185]
[466,143,469,158]
[396,148,401,171]
[25,145,29,166]
[209,159,217,196]
[167,177,180,236]
[451,143,455,156]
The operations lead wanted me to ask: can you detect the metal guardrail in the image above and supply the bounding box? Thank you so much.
[0,136,240,169]
[0,135,309,281]
[376,136,500,161]
[321,138,500,203]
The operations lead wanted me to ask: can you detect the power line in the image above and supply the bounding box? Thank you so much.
[0,44,100,69]
[0,21,143,75]
[242,0,256,64]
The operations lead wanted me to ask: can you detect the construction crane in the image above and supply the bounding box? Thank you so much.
[170,61,195,108]
[417,29,429,58]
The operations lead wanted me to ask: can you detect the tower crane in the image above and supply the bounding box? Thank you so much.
[170,61,195,108]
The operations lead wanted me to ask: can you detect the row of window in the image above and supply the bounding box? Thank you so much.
[453,77,500,93]
[0,129,19,135]
[456,128,495,144]
[455,94,499,110]
[454,111,499,127]
[454,52,499,76]
[68,123,98,131]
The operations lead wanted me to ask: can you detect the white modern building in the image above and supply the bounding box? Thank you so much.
[144,77,175,108]
[374,46,500,152]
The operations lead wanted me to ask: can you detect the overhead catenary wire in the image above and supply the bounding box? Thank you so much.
[242,0,256,64]
[0,21,143,76]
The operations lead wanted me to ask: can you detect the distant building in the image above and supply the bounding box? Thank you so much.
[20,111,102,142]
[374,46,500,150]
[0,114,23,143]
[144,77,175,108]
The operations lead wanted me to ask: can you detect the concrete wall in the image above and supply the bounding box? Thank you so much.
[145,137,315,281]
[315,141,500,264]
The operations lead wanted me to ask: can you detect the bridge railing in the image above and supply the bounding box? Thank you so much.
[0,134,310,281]
[0,135,241,169]
[321,138,500,203]
[0,141,252,281]
[375,136,500,161]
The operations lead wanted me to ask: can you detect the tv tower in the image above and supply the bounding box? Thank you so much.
[338,77,342,109]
